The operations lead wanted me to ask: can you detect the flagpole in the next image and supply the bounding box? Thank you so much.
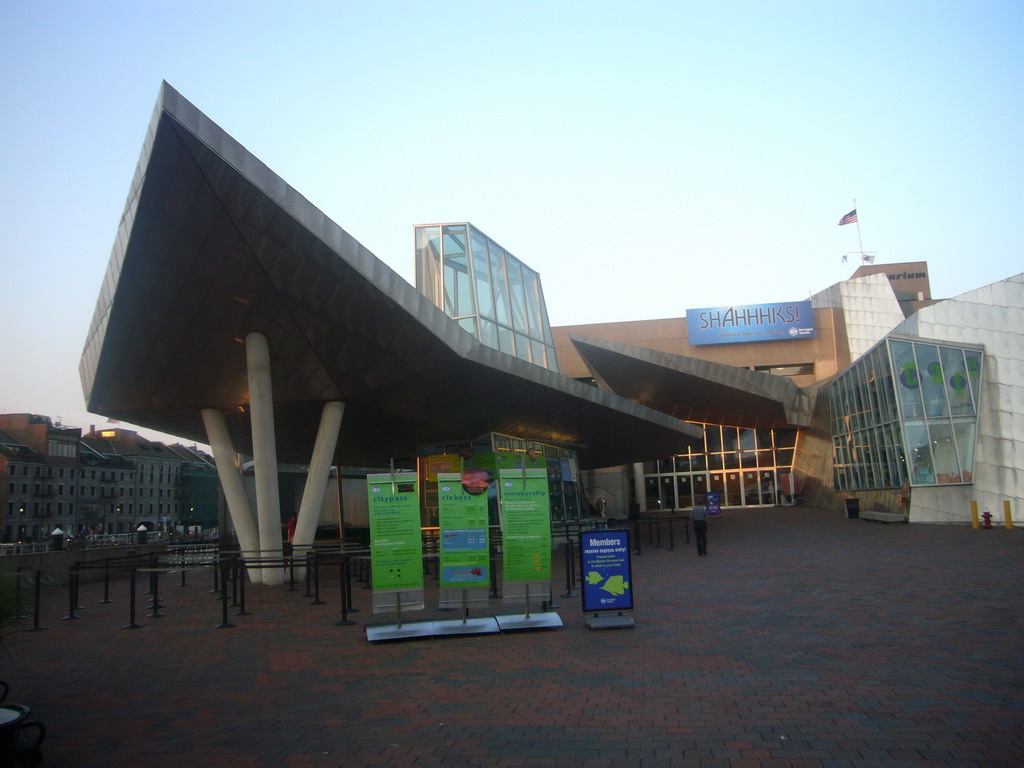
[853,198,866,260]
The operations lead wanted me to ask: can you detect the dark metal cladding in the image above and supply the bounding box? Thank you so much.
[570,334,814,429]
[80,82,702,469]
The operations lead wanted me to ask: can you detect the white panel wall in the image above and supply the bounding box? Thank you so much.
[812,273,907,362]
[890,274,1024,524]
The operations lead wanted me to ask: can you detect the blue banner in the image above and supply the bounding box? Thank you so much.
[686,300,815,346]
[706,492,722,516]
[579,529,634,613]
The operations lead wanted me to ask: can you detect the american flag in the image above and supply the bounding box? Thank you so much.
[838,209,858,226]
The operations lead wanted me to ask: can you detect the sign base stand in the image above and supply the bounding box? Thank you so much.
[495,612,563,632]
[434,616,501,636]
[365,620,437,642]
[585,612,635,630]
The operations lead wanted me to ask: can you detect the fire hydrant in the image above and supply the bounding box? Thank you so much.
[982,508,993,529]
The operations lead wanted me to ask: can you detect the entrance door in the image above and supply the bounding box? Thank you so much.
[692,473,708,508]
[709,473,725,506]
[725,472,742,506]
[676,475,693,509]
[760,470,777,505]
[743,471,760,505]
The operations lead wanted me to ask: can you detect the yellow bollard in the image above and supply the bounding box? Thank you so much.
[971,500,979,529]
[1005,500,1014,530]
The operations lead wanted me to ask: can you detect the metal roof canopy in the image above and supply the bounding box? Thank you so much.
[570,335,814,430]
[79,83,701,469]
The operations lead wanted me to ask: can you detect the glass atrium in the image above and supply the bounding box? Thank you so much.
[415,223,559,372]
[829,337,983,490]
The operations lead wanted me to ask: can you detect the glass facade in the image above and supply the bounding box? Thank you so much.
[492,434,585,523]
[642,423,798,510]
[830,338,982,490]
[415,223,559,371]
[417,432,587,526]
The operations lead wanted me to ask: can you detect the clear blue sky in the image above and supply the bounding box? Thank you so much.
[2,1,1021,443]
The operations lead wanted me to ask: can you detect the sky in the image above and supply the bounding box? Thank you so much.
[1,0,1022,445]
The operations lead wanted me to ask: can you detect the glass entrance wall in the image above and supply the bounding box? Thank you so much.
[828,337,983,490]
[491,433,586,522]
[415,223,559,372]
[417,432,587,526]
[643,423,797,510]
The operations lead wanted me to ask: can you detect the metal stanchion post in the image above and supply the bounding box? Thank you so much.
[337,554,355,626]
[311,551,325,605]
[14,567,26,619]
[123,568,141,630]
[147,568,164,618]
[634,517,643,555]
[26,572,45,632]
[561,537,576,598]
[62,565,80,621]
[215,563,235,629]
[236,559,251,616]
[74,562,84,609]
[344,553,359,614]
[99,558,113,604]
[303,552,314,597]
[229,560,240,607]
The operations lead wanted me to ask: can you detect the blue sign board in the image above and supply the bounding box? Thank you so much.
[579,529,634,613]
[706,492,722,516]
[686,300,815,346]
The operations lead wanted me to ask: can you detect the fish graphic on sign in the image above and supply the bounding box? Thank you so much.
[600,575,629,596]
[585,570,630,595]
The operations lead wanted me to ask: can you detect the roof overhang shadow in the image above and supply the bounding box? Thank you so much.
[570,335,814,429]
[79,83,702,469]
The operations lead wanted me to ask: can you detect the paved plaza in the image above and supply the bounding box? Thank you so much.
[4,507,1022,767]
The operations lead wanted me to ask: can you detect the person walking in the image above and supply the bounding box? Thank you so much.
[691,498,709,556]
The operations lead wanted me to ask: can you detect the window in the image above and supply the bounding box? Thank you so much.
[753,363,815,376]
[830,338,981,491]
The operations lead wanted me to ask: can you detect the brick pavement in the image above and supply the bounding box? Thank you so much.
[3,508,1022,767]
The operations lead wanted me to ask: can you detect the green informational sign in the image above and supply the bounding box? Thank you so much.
[499,468,551,583]
[436,472,490,589]
[367,472,423,592]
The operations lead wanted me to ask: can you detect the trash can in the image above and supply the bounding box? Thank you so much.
[844,498,860,519]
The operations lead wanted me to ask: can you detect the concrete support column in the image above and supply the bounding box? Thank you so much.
[291,401,345,574]
[632,462,647,513]
[246,332,284,585]
[201,408,263,584]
